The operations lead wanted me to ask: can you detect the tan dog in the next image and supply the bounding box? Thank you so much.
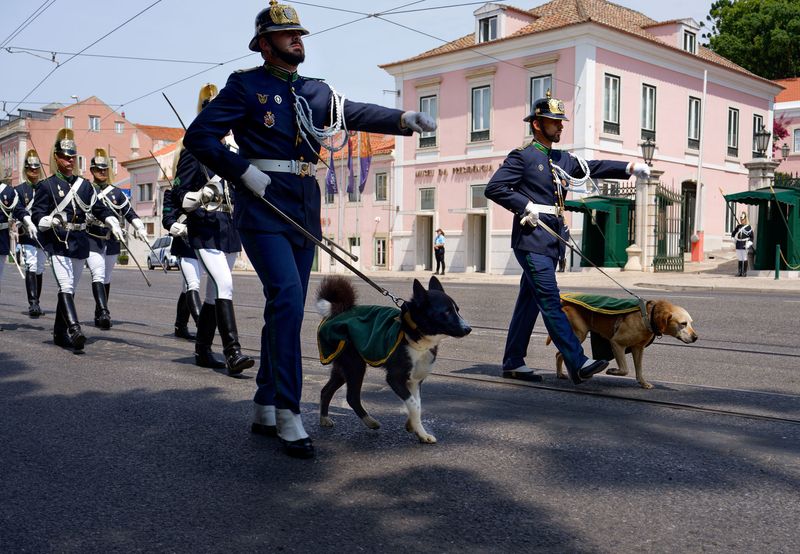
[549,298,697,389]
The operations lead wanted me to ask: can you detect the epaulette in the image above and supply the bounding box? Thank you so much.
[234,66,262,74]
[516,140,534,151]
[299,75,325,82]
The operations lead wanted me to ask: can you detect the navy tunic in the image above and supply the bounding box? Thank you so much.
[87,184,140,256]
[161,187,196,259]
[172,148,241,254]
[0,183,28,256]
[30,173,115,259]
[485,142,630,259]
[14,180,39,247]
[183,64,411,246]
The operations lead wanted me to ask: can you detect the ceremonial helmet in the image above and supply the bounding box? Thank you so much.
[197,83,218,114]
[248,0,309,52]
[90,147,115,183]
[23,149,44,181]
[51,128,77,173]
[524,90,569,122]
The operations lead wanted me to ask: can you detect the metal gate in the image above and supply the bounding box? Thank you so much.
[653,183,684,272]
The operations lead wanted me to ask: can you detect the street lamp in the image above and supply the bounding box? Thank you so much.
[754,125,771,158]
[781,142,790,162]
[640,137,655,166]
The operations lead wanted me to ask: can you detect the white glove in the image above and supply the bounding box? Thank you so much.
[131,218,146,240]
[38,215,60,231]
[627,162,651,179]
[169,221,188,237]
[401,111,436,133]
[520,201,539,227]
[23,215,38,239]
[241,164,271,197]
[105,216,124,242]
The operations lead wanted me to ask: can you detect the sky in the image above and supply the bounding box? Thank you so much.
[0,0,714,130]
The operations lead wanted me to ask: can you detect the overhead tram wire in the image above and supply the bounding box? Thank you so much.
[8,0,165,115]
[0,0,57,49]
[5,46,222,66]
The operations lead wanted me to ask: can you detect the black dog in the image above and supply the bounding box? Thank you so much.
[316,275,471,443]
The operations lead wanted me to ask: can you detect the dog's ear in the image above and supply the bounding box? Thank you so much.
[412,279,428,303]
[651,301,671,334]
[428,275,443,291]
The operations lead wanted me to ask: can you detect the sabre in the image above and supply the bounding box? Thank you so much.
[161,92,358,263]
[119,231,151,287]
[7,243,26,279]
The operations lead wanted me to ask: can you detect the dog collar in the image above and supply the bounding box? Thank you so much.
[403,311,418,330]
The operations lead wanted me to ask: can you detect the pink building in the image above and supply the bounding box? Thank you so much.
[0,97,180,193]
[363,0,784,274]
[774,78,800,176]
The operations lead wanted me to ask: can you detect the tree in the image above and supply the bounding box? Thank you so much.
[702,0,800,80]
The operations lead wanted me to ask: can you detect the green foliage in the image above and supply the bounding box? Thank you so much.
[703,0,800,79]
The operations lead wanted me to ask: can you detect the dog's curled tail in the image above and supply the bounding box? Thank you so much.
[545,335,552,345]
[316,275,357,318]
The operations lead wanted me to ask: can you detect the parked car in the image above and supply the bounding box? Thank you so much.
[147,235,178,270]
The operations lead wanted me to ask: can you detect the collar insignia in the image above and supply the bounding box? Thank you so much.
[257,93,269,104]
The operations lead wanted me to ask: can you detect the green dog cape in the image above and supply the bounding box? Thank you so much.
[560,293,640,314]
[317,305,405,367]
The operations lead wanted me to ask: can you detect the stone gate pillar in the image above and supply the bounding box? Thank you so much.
[628,169,662,272]
[742,159,780,239]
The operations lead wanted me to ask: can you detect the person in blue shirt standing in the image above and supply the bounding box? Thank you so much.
[30,129,122,351]
[433,228,446,275]
[184,0,435,459]
[485,93,650,384]
[15,150,47,317]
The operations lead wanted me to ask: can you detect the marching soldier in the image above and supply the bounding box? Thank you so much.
[183,0,435,458]
[86,149,147,329]
[485,93,650,384]
[1,172,38,298]
[173,83,253,375]
[30,129,122,351]
[162,185,203,342]
[14,150,47,317]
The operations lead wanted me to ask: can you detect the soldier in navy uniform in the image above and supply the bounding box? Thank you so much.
[732,211,754,277]
[86,148,147,329]
[30,129,122,351]
[174,83,254,375]
[162,185,202,341]
[1,172,38,299]
[15,150,47,317]
[184,0,435,459]
[485,94,650,384]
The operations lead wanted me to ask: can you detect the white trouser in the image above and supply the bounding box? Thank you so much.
[87,251,116,284]
[51,255,84,294]
[0,256,5,281]
[736,249,747,262]
[178,257,203,293]
[22,244,46,274]
[196,249,236,301]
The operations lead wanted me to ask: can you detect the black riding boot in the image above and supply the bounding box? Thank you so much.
[59,292,85,351]
[26,271,42,317]
[195,302,225,369]
[36,273,44,314]
[53,294,69,347]
[743,261,748,277]
[215,299,254,375]
[186,290,202,326]
[104,283,110,301]
[736,261,743,276]
[174,292,195,340]
[92,282,112,330]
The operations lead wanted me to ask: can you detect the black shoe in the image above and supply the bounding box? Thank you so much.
[280,437,315,459]
[28,302,42,318]
[174,325,196,341]
[251,422,278,437]
[226,353,255,376]
[502,369,543,382]
[578,359,609,381]
[195,346,227,369]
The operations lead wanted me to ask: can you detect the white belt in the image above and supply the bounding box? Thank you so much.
[65,223,87,231]
[249,159,317,177]
[0,222,8,230]
[530,203,561,216]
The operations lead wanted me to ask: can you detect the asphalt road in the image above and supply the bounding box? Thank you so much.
[1,268,798,553]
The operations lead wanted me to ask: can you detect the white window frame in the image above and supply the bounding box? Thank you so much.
[139,182,153,202]
[753,114,765,154]
[477,16,497,43]
[89,115,100,132]
[373,237,387,267]
[793,128,800,153]
[641,84,656,140]
[64,116,73,129]
[470,184,487,209]
[470,85,492,143]
[419,187,435,211]
[603,74,621,135]
[115,121,124,134]
[727,107,739,156]
[419,94,438,148]
[375,172,388,202]
[683,30,697,54]
[77,155,86,173]
[688,96,701,149]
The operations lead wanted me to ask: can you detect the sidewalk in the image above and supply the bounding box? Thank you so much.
[355,252,800,294]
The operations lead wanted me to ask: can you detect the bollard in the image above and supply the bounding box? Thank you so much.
[775,244,781,280]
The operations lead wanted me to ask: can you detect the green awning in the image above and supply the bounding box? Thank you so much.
[724,186,800,206]
[564,195,634,213]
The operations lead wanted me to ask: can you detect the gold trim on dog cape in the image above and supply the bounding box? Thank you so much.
[560,293,640,315]
[317,305,405,367]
